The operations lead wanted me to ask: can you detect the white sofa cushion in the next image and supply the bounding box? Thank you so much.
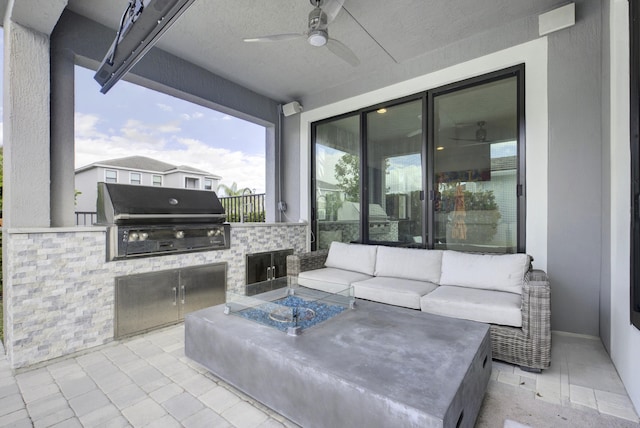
[352,276,438,310]
[324,242,378,276]
[439,251,530,294]
[374,246,443,283]
[420,285,522,327]
[298,267,372,294]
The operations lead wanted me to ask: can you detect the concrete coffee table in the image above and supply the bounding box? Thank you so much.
[186,289,491,428]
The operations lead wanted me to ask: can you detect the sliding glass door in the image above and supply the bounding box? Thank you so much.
[365,99,424,246]
[432,74,522,253]
[311,66,524,253]
[313,114,361,250]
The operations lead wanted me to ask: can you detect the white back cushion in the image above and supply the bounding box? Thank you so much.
[439,251,530,294]
[325,242,378,275]
[374,246,443,284]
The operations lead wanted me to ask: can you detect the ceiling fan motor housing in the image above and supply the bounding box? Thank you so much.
[308,7,328,29]
[308,29,328,46]
[308,7,328,46]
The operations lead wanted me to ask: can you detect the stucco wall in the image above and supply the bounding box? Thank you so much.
[284,1,604,338]
[608,0,640,413]
[546,0,603,336]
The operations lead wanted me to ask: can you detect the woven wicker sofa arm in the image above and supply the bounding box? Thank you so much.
[286,250,329,280]
[521,269,551,363]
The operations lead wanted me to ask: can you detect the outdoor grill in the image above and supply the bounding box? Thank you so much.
[97,182,230,260]
[337,201,391,236]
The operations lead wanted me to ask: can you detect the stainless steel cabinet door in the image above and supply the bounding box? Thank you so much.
[272,249,293,279]
[115,269,180,338]
[246,252,272,284]
[179,263,226,318]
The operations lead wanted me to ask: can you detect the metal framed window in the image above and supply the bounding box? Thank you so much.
[105,169,117,183]
[630,0,640,330]
[185,177,199,189]
[152,175,163,186]
[310,66,525,253]
[130,172,141,185]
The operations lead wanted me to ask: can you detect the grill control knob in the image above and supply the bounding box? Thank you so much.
[175,231,185,239]
[207,230,215,237]
[129,232,139,241]
[140,232,149,241]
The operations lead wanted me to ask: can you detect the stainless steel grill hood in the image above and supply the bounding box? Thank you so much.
[97,182,226,225]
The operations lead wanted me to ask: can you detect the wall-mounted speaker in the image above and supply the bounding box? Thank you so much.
[282,101,303,117]
[539,3,575,36]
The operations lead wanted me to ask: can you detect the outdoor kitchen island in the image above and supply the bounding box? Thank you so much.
[185,288,492,428]
[2,221,307,370]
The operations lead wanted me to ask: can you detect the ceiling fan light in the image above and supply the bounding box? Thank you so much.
[308,30,327,46]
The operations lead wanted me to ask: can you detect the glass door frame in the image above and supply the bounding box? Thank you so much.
[310,110,361,250]
[361,94,428,246]
[310,65,526,252]
[427,64,526,252]
[630,0,640,330]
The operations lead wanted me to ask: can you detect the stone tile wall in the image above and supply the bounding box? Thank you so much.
[3,223,307,369]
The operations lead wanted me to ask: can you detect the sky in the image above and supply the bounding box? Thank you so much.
[0,30,267,194]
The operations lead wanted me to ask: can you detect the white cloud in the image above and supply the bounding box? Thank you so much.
[75,113,102,138]
[75,115,266,193]
[180,112,204,121]
[157,103,173,112]
[157,121,181,133]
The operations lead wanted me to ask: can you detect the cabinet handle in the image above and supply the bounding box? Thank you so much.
[267,267,272,280]
[172,287,177,306]
[272,265,276,278]
[181,285,186,304]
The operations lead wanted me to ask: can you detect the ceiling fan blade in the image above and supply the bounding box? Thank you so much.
[321,0,345,24]
[243,33,305,43]
[449,137,483,142]
[326,38,359,66]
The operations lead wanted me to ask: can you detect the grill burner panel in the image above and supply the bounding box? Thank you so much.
[115,224,230,259]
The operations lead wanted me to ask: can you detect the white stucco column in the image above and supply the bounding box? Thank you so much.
[50,46,77,227]
[3,19,51,228]
[2,0,69,228]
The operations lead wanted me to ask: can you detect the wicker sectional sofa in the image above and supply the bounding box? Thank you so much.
[286,242,551,371]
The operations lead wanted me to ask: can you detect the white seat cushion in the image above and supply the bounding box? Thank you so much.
[352,276,438,310]
[439,251,530,294]
[325,242,378,276]
[374,246,443,284]
[298,267,372,294]
[420,286,522,327]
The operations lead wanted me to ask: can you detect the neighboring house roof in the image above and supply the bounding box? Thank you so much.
[491,156,517,171]
[75,156,222,178]
[173,164,215,175]
[316,180,341,192]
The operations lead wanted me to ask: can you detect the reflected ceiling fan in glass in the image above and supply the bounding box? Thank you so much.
[447,121,504,147]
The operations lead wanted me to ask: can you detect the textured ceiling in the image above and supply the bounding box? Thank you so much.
[66,0,559,105]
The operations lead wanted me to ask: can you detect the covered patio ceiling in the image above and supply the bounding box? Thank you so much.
[65,0,560,108]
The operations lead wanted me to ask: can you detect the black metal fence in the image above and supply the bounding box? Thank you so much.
[74,193,266,225]
[76,211,98,226]
[219,193,265,223]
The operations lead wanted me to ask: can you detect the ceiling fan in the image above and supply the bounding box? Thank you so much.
[243,0,360,67]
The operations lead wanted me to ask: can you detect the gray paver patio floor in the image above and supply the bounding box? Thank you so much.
[0,323,638,427]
